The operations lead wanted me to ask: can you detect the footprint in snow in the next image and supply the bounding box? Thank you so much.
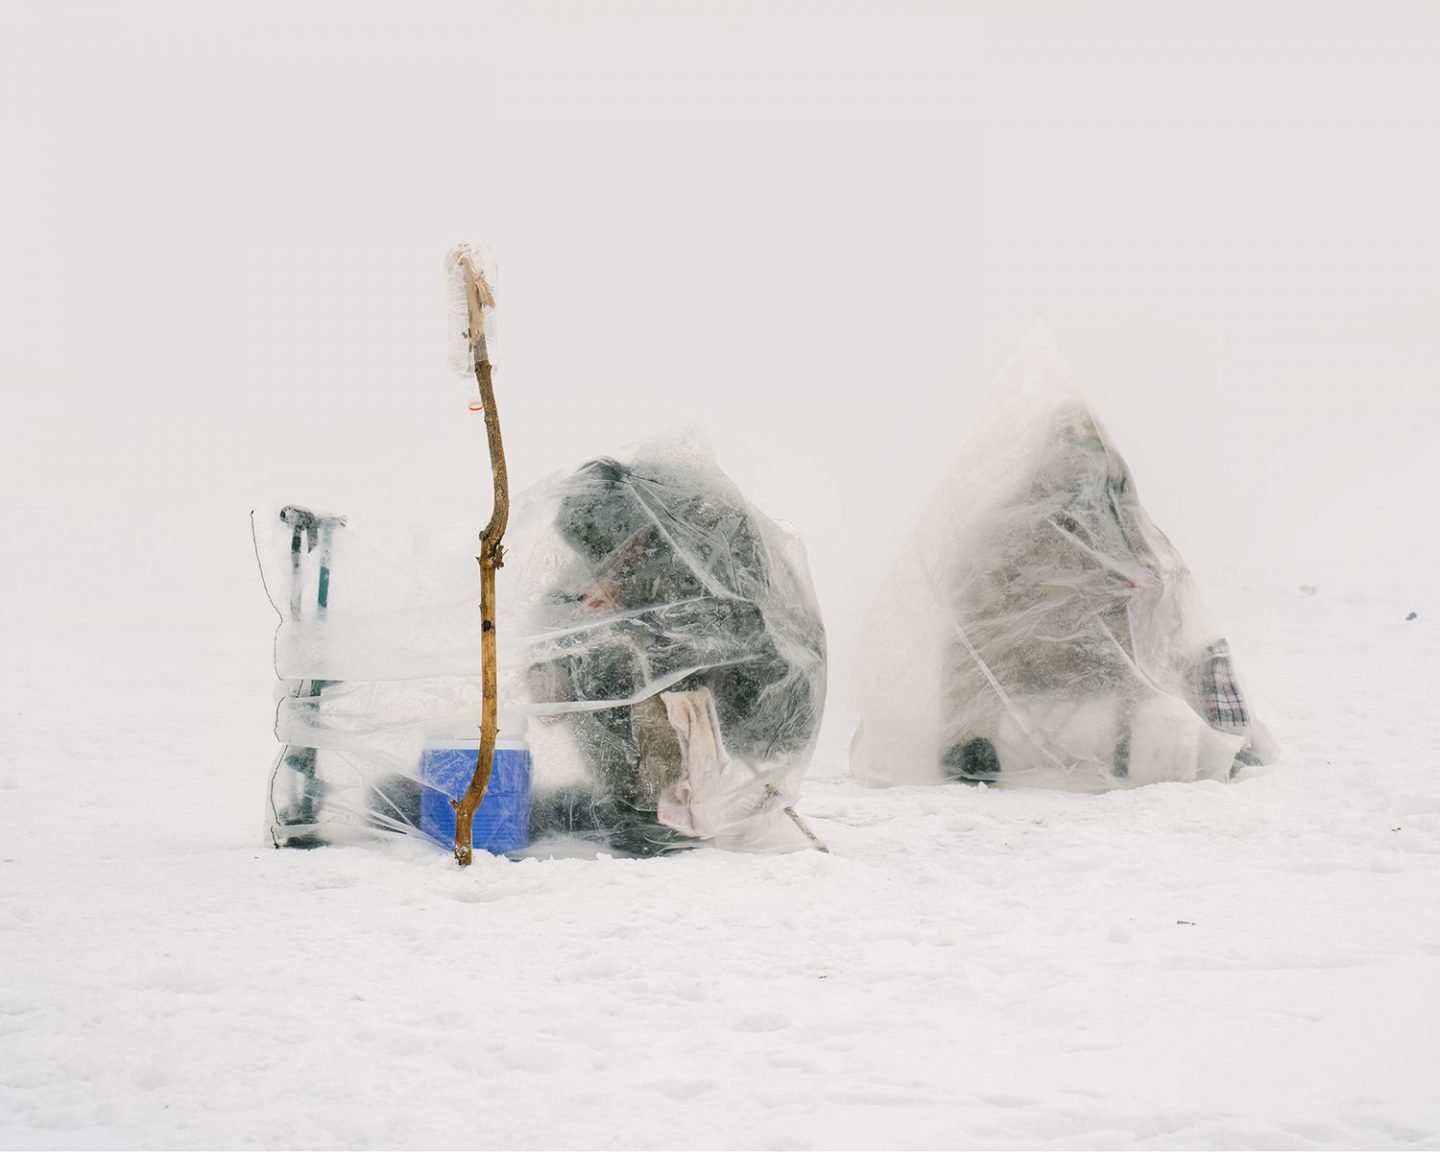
[647,1078,715,1100]
[732,1012,791,1033]
[978,1092,1040,1108]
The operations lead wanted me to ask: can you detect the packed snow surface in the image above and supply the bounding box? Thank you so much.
[2,571,1436,1149]
[5,4,1440,1148]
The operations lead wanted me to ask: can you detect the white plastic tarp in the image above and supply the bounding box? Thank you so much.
[851,333,1276,791]
[256,431,828,855]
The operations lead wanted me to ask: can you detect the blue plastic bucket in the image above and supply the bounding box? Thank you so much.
[419,739,531,854]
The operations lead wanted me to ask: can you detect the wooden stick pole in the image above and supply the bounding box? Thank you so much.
[452,252,509,867]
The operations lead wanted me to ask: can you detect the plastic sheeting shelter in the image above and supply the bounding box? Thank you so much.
[503,432,827,854]
[256,432,827,855]
[254,506,490,848]
[851,333,1276,791]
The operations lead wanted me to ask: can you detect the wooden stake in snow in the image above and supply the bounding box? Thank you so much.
[451,247,509,867]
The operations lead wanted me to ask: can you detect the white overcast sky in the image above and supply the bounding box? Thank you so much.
[3,1,1437,719]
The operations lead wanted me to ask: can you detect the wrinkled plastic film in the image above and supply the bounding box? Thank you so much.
[256,431,827,855]
[501,430,828,854]
[254,505,488,848]
[852,331,1276,791]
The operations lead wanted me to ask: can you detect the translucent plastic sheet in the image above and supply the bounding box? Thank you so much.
[256,432,827,855]
[254,506,487,848]
[502,431,828,854]
[851,332,1277,792]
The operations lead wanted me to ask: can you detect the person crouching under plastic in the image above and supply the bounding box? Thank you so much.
[524,456,825,854]
[939,402,1274,789]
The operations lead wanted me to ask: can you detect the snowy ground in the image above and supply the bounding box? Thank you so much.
[3,565,1437,1149]
[6,4,1440,1148]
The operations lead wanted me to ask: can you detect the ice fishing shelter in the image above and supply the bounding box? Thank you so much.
[851,333,1275,791]
[254,505,497,848]
[257,432,828,854]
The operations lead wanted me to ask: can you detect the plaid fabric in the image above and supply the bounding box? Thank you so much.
[1198,639,1248,730]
